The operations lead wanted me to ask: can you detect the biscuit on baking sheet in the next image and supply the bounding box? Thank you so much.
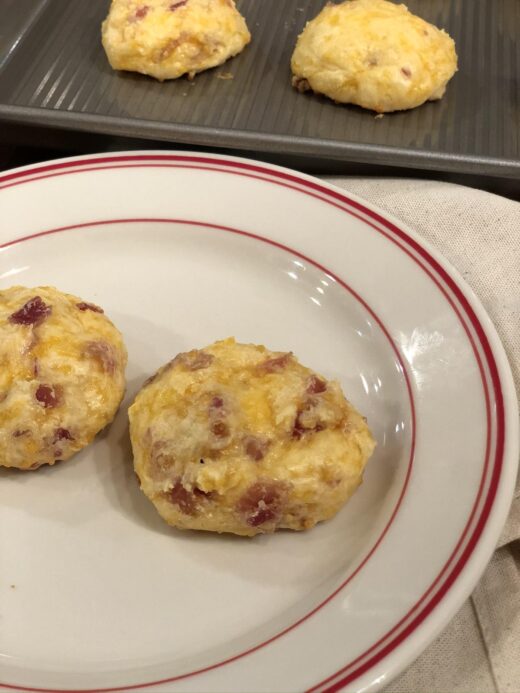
[102,0,251,81]
[0,286,127,470]
[291,0,457,113]
[129,338,375,537]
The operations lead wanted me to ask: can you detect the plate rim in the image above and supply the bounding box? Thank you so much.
[0,152,518,693]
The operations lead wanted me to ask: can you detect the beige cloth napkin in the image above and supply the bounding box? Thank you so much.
[323,178,520,693]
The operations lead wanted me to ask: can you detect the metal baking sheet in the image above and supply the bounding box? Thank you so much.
[0,0,518,179]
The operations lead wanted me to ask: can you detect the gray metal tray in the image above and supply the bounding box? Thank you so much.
[0,0,518,180]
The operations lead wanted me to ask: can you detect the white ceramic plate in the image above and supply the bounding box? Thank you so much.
[0,153,517,693]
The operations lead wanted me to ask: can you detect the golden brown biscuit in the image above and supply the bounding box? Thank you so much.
[0,286,127,470]
[102,0,251,81]
[291,0,457,113]
[129,338,375,536]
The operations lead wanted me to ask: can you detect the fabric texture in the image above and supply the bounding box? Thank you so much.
[322,177,520,693]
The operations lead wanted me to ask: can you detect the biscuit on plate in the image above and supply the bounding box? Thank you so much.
[291,0,457,113]
[0,286,127,470]
[129,338,375,536]
[102,0,251,81]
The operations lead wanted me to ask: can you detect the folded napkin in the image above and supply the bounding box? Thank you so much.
[322,178,520,693]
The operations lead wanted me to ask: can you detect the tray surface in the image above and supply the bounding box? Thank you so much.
[0,0,518,177]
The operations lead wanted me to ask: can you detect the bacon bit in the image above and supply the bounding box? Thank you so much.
[292,400,325,440]
[13,429,30,438]
[237,480,288,527]
[243,435,270,461]
[9,296,51,327]
[150,437,171,461]
[54,448,62,458]
[35,384,62,409]
[76,302,104,314]
[257,353,292,373]
[401,67,412,78]
[33,359,40,377]
[84,341,117,375]
[166,479,210,515]
[211,421,229,438]
[208,394,231,445]
[131,5,149,20]
[292,418,307,440]
[293,418,325,440]
[141,352,214,388]
[292,76,310,93]
[167,480,195,514]
[169,0,188,9]
[173,350,214,371]
[148,439,173,478]
[306,375,327,395]
[53,428,74,444]
[159,36,184,60]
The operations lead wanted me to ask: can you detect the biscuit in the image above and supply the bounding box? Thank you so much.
[129,338,375,536]
[0,286,127,470]
[291,0,457,113]
[102,0,250,80]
